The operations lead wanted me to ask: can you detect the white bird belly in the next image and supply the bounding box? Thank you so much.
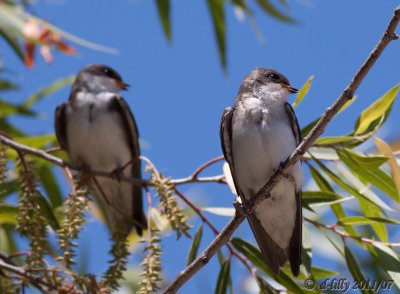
[232,103,303,249]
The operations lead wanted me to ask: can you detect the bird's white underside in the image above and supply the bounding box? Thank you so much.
[232,90,303,250]
[65,91,133,225]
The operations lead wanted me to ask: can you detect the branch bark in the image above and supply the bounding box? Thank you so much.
[163,6,400,293]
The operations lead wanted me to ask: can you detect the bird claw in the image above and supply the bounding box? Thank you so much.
[79,164,92,183]
[111,166,124,182]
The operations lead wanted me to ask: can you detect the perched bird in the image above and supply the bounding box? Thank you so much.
[220,68,303,276]
[55,64,147,237]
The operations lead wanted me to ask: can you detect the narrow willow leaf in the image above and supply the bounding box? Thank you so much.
[302,191,341,206]
[338,148,388,169]
[207,0,226,68]
[313,157,392,211]
[0,79,18,91]
[0,100,36,117]
[302,223,312,275]
[338,95,357,114]
[23,75,75,107]
[370,243,400,289]
[338,149,397,200]
[359,200,387,242]
[187,223,203,265]
[15,134,56,148]
[374,137,400,202]
[0,204,18,224]
[309,164,358,236]
[292,75,314,109]
[37,194,60,230]
[312,267,338,280]
[256,275,275,294]
[301,116,319,138]
[202,207,235,217]
[231,238,307,293]
[256,0,296,23]
[37,161,63,208]
[315,136,360,147]
[0,26,24,62]
[338,216,400,226]
[305,147,339,161]
[344,246,374,294]
[354,84,400,135]
[215,258,231,294]
[156,0,171,41]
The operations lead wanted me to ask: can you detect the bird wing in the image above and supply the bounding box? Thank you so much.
[220,107,244,197]
[284,102,303,276]
[109,95,147,235]
[55,103,69,151]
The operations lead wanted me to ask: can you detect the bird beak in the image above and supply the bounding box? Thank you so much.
[117,80,130,91]
[281,84,298,94]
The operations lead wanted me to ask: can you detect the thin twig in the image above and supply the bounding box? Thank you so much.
[174,189,255,275]
[304,217,400,247]
[190,156,224,179]
[163,6,400,293]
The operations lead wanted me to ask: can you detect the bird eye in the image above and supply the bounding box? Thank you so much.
[267,73,280,81]
[102,68,114,78]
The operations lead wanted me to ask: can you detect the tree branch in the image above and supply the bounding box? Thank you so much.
[163,6,400,293]
[304,217,400,247]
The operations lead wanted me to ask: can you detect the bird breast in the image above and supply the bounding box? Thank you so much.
[66,92,131,171]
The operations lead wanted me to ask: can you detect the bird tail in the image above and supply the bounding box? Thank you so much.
[132,185,147,236]
[247,190,302,276]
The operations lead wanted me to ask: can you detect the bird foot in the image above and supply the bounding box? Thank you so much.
[111,166,124,182]
[79,164,92,184]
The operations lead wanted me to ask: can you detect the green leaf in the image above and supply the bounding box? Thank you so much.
[338,95,357,114]
[0,26,24,62]
[370,243,400,290]
[37,161,63,208]
[187,223,203,265]
[156,0,171,41]
[312,267,338,280]
[202,207,235,217]
[0,100,36,118]
[0,79,18,91]
[313,157,392,212]
[338,148,388,169]
[315,136,361,147]
[301,116,319,138]
[231,238,307,293]
[354,84,399,135]
[15,134,56,148]
[338,149,398,201]
[344,246,374,294]
[305,147,339,161]
[215,258,231,294]
[0,204,18,224]
[256,0,296,23]
[338,216,400,226]
[207,0,226,68]
[37,194,60,230]
[0,180,19,200]
[302,191,341,206]
[23,75,75,107]
[293,75,313,108]
[308,164,358,235]
[359,200,387,241]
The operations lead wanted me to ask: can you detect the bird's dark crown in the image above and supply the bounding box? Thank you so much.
[238,67,292,95]
[78,64,123,82]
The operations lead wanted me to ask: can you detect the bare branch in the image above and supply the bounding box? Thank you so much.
[163,6,400,293]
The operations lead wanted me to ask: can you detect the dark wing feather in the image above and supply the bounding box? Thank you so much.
[220,107,243,197]
[55,103,68,151]
[285,102,302,276]
[111,96,147,236]
[220,106,288,275]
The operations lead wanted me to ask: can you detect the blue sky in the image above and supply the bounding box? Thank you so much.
[4,0,400,293]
